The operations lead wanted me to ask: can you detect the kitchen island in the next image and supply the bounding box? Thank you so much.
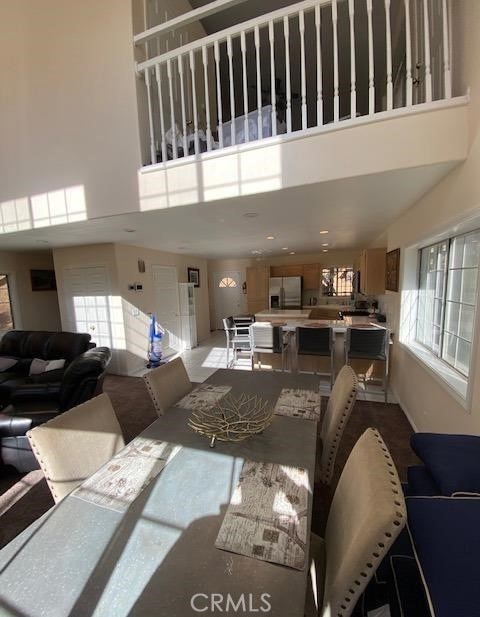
[253,309,392,378]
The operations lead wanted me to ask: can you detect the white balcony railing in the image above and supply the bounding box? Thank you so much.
[135,0,452,167]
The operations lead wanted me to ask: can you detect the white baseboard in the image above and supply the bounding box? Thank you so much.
[390,383,419,433]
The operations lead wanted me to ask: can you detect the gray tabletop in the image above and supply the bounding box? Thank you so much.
[0,370,319,617]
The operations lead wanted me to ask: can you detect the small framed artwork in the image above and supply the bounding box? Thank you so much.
[30,269,57,291]
[188,267,200,288]
[385,249,400,292]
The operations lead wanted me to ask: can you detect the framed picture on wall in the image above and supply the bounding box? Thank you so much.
[385,249,400,292]
[30,269,57,291]
[188,267,200,288]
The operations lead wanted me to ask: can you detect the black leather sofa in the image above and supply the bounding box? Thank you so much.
[0,330,93,407]
[0,346,112,472]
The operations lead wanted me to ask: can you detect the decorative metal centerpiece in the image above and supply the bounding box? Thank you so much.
[188,393,274,448]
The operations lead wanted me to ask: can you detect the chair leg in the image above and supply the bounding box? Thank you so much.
[226,343,230,368]
[383,361,388,403]
[330,354,334,389]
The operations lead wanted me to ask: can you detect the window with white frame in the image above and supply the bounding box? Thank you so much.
[0,275,14,330]
[416,230,480,377]
[321,267,354,296]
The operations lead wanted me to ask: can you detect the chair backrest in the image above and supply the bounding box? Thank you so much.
[143,357,192,416]
[319,365,358,484]
[27,393,124,503]
[322,428,406,617]
[222,316,234,332]
[296,327,332,355]
[249,323,283,352]
[346,327,389,360]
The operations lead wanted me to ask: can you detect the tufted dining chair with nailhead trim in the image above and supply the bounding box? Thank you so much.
[305,428,407,617]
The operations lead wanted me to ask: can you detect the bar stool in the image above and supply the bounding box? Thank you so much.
[223,317,250,367]
[345,327,390,402]
[296,326,334,387]
[249,322,291,371]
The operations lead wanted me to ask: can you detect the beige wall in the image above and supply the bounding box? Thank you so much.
[0,250,61,331]
[377,1,480,434]
[53,242,210,375]
[1,0,142,224]
[208,250,360,330]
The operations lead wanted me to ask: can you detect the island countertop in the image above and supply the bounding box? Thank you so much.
[255,309,312,319]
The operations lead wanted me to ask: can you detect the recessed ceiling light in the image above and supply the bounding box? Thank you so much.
[289,251,296,255]
[322,249,328,253]
[123,228,136,233]
[243,212,259,218]
[266,235,275,240]
[319,230,329,235]
[251,249,263,255]
[321,243,329,247]
[282,247,289,250]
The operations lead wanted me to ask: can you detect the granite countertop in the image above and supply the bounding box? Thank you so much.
[255,309,312,318]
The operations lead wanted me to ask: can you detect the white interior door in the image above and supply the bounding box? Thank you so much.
[213,271,243,330]
[63,265,123,372]
[152,265,182,352]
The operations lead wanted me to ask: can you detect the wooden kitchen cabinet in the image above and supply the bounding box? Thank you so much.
[302,264,320,289]
[359,248,386,295]
[246,266,269,314]
[270,264,303,277]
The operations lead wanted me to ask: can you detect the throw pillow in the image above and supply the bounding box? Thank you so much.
[0,357,17,372]
[29,358,66,375]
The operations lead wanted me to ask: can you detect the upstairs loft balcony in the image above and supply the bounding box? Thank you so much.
[133,0,468,210]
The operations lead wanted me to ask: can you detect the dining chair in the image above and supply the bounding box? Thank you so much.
[317,364,358,484]
[26,393,124,503]
[249,322,291,371]
[143,357,192,416]
[345,327,390,402]
[306,428,406,617]
[223,316,250,367]
[296,326,334,386]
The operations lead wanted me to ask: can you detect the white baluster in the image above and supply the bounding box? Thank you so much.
[442,0,451,98]
[367,0,375,114]
[189,50,200,155]
[214,40,223,149]
[315,4,323,126]
[404,0,413,106]
[167,59,177,159]
[240,31,249,143]
[144,68,156,165]
[227,34,236,146]
[155,63,167,163]
[254,25,262,140]
[202,45,212,151]
[423,0,432,102]
[178,55,188,156]
[348,0,356,118]
[332,0,339,122]
[299,10,307,130]
[385,0,393,110]
[269,20,277,136]
[284,16,292,133]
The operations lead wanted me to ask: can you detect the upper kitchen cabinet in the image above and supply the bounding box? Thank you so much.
[359,248,387,295]
[270,264,303,277]
[302,264,320,290]
[246,266,269,314]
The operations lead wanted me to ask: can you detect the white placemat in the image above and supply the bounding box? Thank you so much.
[175,384,232,411]
[215,460,310,570]
[72,436,180,513]
[274,388,321,421]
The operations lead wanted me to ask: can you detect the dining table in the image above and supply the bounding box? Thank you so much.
[0,369,319,617]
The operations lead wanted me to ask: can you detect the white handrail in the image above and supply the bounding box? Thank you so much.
[136,0,334,73]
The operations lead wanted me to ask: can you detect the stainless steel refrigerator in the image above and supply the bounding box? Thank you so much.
[269,276,302,309]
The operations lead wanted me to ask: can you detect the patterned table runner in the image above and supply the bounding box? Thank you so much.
[72,437,180,513]
[175,384,232,411]
[215,460,310,570]
[274,388,321,421]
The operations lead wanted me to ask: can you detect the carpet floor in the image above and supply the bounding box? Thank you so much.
[0,374,419,549]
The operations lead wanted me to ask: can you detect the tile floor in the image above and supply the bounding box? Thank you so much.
[137,330,396,403]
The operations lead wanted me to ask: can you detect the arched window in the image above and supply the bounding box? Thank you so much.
[218,277,237,288]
